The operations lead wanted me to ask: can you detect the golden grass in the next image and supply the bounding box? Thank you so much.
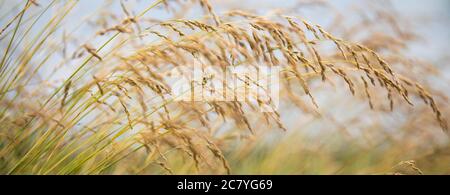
[0,0,448,174]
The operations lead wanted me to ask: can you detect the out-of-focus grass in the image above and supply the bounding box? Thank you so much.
[225,132,450,174]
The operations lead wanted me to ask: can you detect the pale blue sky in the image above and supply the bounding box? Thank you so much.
[57,0,450,66]
[2,0,448,62]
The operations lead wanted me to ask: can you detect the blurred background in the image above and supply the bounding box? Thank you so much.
[1,0,449,174]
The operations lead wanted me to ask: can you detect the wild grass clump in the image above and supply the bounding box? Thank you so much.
[0,0,448,174]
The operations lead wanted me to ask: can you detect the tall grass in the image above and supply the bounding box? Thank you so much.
[0,0,448,174]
